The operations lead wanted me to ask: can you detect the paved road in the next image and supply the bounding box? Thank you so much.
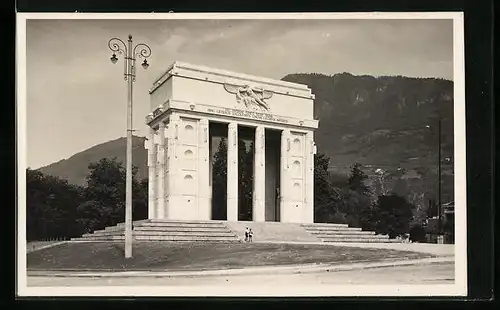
[27,262,454,287]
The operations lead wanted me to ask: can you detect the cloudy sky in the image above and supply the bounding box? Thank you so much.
[25,17,454,169]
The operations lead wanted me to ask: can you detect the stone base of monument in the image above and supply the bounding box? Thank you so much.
[71,220,400,243]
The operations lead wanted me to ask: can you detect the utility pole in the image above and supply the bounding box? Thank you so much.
[437,118,442,237]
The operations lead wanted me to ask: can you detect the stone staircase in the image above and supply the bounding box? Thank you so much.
[71,220,400,244]
[71,219,241,243]
[301,223,398,243]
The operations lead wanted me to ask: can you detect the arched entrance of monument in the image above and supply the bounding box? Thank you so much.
[237,126,255,221]
[209,122,228,220]
[265,129,281,221]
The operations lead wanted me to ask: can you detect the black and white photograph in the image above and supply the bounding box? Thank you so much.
[17,12,466,296]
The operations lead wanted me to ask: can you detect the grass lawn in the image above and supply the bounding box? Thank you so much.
[27,241,65,253]
[27,242,433,272]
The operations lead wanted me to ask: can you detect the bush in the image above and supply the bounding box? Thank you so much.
[361,194,414,238]
[409,224,426,243]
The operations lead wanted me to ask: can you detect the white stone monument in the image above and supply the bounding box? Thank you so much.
[145,61,318,223]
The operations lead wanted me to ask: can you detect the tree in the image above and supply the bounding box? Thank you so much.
[212,138,228,220]
[337,188,372,228]
[76,200,106,234]
[134,178,149,220]
[26,168,84,240]
[329,163,373,228]
[313,153,344,223]
[348,163,371,196]
[361,194,415,238]
[79,157,147,232]
[238,140,254,221]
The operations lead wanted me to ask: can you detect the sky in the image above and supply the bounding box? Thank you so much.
[25,18,454,169]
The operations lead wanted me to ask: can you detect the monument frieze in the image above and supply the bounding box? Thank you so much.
[223,83,273,111]
[206,107,289,124]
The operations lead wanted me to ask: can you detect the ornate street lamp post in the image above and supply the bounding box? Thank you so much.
[108,35,151,258]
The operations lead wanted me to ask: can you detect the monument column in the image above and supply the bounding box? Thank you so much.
[156,121,166,219]
[253,126,266,222]
[227,122,238,221]
[280,129,290,222]
[147,127,157,219]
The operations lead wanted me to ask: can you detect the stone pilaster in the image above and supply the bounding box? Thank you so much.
[166,113,180,219]
[147,127,157,219]
[227,122,238,221]
[280,129,290,222]
[198,118,211,220]
[304,131,315,223]
[253,126,266,222]
[156,122,166,219]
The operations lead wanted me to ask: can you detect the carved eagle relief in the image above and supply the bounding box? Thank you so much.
[224,83,273,111]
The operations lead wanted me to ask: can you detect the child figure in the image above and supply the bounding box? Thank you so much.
[248,229,254,242]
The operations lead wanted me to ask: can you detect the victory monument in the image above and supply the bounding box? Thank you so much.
[74,62,392,243]
[144,62,318,224]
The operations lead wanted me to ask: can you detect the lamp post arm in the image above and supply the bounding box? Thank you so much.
[133,43,152,60]
[108,38,129,79]
[108,37,128,54]
[129,43,152,82]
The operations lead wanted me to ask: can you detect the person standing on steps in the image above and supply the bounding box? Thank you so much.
[248,228,254,242]
[245,227,250,242]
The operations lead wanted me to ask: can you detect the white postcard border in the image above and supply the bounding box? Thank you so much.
[16,12,467,297]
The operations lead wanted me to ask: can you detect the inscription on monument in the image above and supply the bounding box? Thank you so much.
[207,107,289,123]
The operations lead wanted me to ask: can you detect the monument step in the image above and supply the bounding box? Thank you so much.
[322,238,400,243]
[303,226,363,232]
[133,226,231,232]
[77,235,125,241]
[83,230,236,238]
[83,231,123,237]
[317,234,389,240]
[74,239,240,243]
[104,226,125,232]
[113,220,148,227]
[138,222,227,228]
[301,223,350,228]
[133,231,237,237]
[133,235,241,242]
[308,230,375,236]
[97,221,227,233]
[74,234,241,242]
[146,219,225,225]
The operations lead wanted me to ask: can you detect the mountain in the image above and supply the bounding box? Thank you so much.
[282,73,454,169]
[38,73,454,207]
[281,73,454,206]
[39,136,148,186]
